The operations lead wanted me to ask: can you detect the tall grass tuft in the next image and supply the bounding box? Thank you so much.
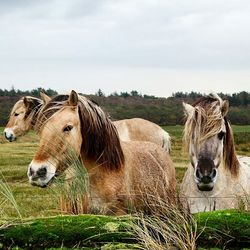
[52,148,89,215]
[40,129,90,215]
[132,198,199,250]
[0,173,22,219]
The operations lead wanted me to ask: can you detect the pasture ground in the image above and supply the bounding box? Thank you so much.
[0,125,250,219]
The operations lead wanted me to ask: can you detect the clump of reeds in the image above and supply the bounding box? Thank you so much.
[132,195,198,250]
[47,145,89,215]
[0,173,22,219]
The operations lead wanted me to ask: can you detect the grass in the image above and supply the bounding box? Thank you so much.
[0,126,249,249]
[0,125,249,219]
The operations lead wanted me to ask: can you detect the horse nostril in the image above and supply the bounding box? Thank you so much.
[195,169,202,179]
[36,167,47,178]
[28,167,34,177]
[211,169,217,179]
[4,132,11,140]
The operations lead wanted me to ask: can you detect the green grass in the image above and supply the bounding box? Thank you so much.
[0,126,249,219]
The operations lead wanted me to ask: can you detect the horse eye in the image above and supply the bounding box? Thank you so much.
[63,125,73,132]
[14,113,19,117]
[218,131,225,140]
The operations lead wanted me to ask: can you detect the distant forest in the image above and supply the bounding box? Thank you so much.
[0,87,249,126]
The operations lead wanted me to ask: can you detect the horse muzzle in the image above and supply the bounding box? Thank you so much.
[4,129,16,142]
[197,181,214,191]
[28,162,56,188]
[195,167,217,191]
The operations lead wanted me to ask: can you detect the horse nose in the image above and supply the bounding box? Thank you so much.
[195,168,217,183]
[28,166,47,180]
[37,167,47,178]
[4,131,13,141]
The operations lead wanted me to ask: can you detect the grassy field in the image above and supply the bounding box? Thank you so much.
[0,125,250,219]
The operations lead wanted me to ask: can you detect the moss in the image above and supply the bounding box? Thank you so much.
[1,211,250,249]
[0,215,133,249]
[195,210,250,248]
[101,243,140,250]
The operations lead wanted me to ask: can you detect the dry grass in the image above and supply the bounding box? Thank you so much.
[132,200,199,250]
[0,173,22,219]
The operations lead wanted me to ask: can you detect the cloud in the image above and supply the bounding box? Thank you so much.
[0,0,249,94]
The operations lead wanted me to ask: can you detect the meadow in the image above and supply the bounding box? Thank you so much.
[0,125,249,219]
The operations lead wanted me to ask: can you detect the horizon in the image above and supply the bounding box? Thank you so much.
[0,85,249,99]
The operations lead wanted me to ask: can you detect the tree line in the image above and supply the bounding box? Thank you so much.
[0,87,249,126]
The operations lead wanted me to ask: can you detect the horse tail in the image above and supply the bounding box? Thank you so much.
[162,130,171,153]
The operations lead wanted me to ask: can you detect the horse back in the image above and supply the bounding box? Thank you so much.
[121,141,176,208]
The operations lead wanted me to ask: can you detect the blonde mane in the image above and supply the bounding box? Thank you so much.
[36,94,125,171]
[183,93,239,176]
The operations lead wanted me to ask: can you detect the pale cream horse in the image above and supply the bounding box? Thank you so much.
[4,94,171,152]
[27,91,176,215]
[180,93,250,213]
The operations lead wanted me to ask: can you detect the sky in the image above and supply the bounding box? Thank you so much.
[0,0,250,97]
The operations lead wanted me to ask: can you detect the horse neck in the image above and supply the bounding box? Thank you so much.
[81,158,97,173]
[81,157,123,175]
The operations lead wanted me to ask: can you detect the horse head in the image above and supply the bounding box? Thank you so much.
[28,91,82,187]
[183,93,238,191]
[4,93,49,141]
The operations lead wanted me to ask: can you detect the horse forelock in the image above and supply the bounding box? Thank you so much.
[77,95,125,171]
[9,97,43,127]
[184,97,223,149]
[23,97,43,126]
[35,95,69,132]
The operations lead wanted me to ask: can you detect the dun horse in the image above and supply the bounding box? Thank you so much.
[27,90,176,214]
[4,93,50,141]
[180,93,250,213]
[4,94,171,152]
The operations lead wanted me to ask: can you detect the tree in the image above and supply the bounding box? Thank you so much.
[96,89,105,97]
[130,90,141,97]
[120,92,130,98]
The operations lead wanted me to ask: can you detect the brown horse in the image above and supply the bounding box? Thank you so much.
[180,93,250,213]
[27,90,176,214]
[4,94,171,152]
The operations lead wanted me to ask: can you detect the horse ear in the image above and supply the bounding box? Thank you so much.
[183,102,195,116]
[40,92,51,104]
[23,97,29,108]
[69,90,78,106]
[221,100,229,117]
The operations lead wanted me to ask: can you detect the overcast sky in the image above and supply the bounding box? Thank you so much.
[0,0,250,97]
